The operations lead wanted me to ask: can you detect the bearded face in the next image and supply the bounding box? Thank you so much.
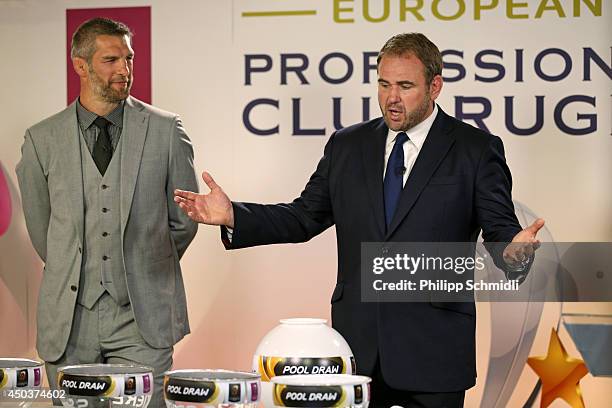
[85,34,134,103]
[88,63,132,103]
[377,54,439,132]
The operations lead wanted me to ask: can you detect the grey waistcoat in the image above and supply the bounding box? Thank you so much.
[77,132,129,309]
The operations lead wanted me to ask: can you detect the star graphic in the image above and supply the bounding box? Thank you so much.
[527,328,589,408]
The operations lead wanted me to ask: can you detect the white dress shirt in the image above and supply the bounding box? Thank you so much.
[383,104,438,186]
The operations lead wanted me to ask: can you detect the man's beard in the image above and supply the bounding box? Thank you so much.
[383,91,432,132]
[89,67,131,103]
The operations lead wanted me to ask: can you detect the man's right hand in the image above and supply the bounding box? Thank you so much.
[174,171,234,227]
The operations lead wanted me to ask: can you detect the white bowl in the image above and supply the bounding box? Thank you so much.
[0,358,44,389]
[252,318,355,407]
[270,374,371,407]
[0,358,44,407]
[163,369,260,407]
[57,363,153,407]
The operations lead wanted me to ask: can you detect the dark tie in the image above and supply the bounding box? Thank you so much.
[383,132,409,228]
[92,117,112,175]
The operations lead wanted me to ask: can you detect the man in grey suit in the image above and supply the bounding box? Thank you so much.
[16,18,198,406]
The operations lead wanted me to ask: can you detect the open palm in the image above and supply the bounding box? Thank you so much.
[503,218,545,267]
[174,172,234,227]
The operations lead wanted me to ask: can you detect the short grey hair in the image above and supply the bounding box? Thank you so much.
[71,17,132,62]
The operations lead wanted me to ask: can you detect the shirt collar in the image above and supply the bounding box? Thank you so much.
[76,98,125,129]
[387,103,438,151]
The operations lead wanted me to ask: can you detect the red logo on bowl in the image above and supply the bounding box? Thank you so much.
[143,374,151,394]
[17,370,28,387]
[34,368,41,386]
[250,382,259,401]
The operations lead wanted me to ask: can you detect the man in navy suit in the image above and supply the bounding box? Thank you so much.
[175,33,543,407]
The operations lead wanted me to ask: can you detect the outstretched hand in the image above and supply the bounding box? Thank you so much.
[503,218,545,269]
[174,172,234,227]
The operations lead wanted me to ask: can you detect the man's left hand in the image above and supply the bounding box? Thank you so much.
[503,218,545,270]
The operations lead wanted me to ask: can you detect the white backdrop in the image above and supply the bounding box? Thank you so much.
[0,1,610,406]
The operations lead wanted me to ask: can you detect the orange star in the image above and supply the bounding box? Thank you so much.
[527,328,589,408]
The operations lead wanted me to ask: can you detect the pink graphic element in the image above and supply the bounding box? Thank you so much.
[0,165,12,236]
[66,7,152,105]
[250,382,258,401]
[34,368,41,386]
[143,374,151,393]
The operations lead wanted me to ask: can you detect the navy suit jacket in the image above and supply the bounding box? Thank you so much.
[224,107,521,392]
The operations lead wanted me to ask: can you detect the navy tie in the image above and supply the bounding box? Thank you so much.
[384,132,409,228]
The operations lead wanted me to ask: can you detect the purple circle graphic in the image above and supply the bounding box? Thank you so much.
[0,164,12,236]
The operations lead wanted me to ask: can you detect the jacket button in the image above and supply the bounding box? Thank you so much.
[382,247,389,255]
[78,247,82,253]
[102,255,109,261]
[102,208,109,213]
[70,285,77,292]
[101,184,108,190]
[102,232,109,237]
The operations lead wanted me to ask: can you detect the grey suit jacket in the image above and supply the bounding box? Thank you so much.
[16,96,198,361]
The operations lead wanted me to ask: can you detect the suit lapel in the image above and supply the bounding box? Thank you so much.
[361,118,388,237]
[59,102,85,244]
[385,108,456,239]
[120,97,149,236]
